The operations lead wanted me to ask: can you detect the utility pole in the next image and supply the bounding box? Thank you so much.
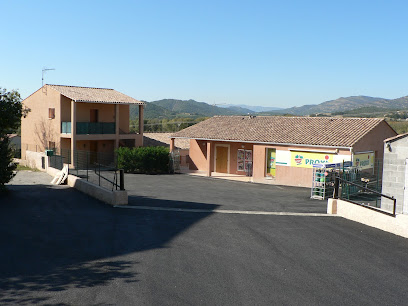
[42,68,55,86]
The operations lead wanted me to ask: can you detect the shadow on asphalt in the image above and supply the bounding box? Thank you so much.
[128,195,220,210]
[0,184,218,304]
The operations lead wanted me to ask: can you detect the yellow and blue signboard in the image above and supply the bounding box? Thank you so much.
[290,151,334,168]
[353,152,374,170]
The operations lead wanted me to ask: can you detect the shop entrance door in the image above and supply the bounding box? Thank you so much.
[266,148,276,177]
[216,146,228,173]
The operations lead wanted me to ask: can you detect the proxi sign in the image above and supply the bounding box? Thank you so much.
[290,151,334,168]
[353,152,374,170]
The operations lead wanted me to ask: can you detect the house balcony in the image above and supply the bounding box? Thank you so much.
[61,122,116,135]
[61,121,143,146]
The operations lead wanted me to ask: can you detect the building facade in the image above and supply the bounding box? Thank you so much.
[21,84,145,168]
[171,116,397,187]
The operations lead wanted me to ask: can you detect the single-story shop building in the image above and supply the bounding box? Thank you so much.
[170,116,397,187]
[381,132,408,214]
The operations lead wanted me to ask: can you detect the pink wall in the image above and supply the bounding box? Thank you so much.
[353,121,397,160]
[189,140,207,170]
[274,166,313,187]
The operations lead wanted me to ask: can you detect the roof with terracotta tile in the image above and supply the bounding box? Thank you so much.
[144,133,190,149]
[48,84,144,105]
[171,116,390,147]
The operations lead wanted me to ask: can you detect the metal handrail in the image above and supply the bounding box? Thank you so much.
[93,163,123,191]
[333,176,396,217]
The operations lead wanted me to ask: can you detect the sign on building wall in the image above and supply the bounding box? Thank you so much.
[237,149,252,172]
[290,151,334,168]
[353,152,374,170]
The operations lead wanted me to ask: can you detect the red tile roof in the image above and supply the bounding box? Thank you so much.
[384,132,408,143]
[144,133,190,149]
[171,116,387,147]
[48,85,144,105]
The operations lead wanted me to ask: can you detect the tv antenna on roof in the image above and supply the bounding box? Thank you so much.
[42,68,55,86]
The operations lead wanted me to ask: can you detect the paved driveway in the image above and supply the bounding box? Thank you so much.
[2,171,408,305]
[125,173,326,213]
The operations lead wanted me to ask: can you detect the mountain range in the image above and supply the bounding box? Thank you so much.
[131,99,255,119]
[219,104,283,112]
[274,95,408,115]
[130,95,408,120]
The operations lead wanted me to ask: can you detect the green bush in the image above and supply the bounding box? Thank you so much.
[117,146,170,174]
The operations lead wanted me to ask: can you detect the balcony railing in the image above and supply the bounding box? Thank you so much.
[61,122,116,135]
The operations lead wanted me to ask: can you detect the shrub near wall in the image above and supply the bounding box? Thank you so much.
[117,146,170,174]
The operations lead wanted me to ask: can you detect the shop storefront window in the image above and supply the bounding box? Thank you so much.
[266,148,276,176]
[238,149,252,174]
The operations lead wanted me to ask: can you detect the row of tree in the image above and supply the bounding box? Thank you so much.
[129,117,208,133]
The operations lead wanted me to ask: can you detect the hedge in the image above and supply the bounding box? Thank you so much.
[117,146,170,174]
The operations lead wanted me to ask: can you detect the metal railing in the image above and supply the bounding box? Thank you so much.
[49,148,124,191]
[73,162,123,191]
[49,154,63,170]
[333,176,396,216]
[61,122,115,134]
[67,149,121,191]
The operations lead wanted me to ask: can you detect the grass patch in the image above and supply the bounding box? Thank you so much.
[16,164,40,172]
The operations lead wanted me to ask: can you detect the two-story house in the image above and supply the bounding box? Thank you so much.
[21,84,145,168]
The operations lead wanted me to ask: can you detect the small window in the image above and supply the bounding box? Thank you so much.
[49,108,55,119]
[48,141,55,149]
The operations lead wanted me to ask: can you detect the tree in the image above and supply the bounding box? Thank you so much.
[0,88,27,191]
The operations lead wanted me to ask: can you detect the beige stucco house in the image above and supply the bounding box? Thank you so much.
[170,116,397,187]
[21,84,145,168]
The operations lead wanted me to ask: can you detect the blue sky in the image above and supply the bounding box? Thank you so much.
[1,0,408,108]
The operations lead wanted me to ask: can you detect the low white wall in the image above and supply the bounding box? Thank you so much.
[47,166,128,205]
[46,166,60,177]
[25,151,47,171]
[328,199,408,239]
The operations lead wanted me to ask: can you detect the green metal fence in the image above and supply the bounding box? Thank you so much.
[76,122,115,134]
[54,148,121,191]
[61,122,115,134]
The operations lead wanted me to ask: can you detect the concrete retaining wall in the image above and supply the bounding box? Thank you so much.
[328,198,408,238]
[47,166,128,206]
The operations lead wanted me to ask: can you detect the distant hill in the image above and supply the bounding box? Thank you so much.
[130,102,179,119]
[220,104,283,112]
[254,95,408,116]
[130,95,408,120]
[130,99,255,119]
[331,106,396,117]
[151,99,254,116]
[270,96,387,115]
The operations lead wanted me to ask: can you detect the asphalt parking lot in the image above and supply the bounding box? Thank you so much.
[1,171,408,305]
[125,173,326,213]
